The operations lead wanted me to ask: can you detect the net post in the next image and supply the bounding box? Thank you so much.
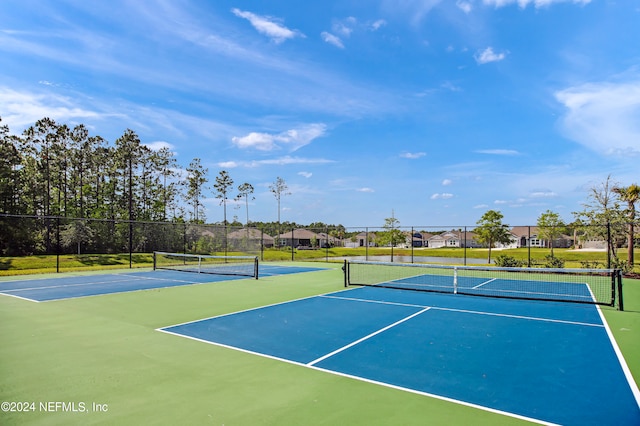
[453,266,458,294]
[617,270,624,311]
[343,260,349,287]
[153,251,157,271]
[254,256,259,280]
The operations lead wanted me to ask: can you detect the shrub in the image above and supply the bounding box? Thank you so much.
[494,254,525,267]
[580,260,604,269]
[542,255,564,269]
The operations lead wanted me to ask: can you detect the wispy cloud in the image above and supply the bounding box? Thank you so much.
[474,47,507,64]
[217,161,239,168]
[475,149,520,155]
[333,17,357,37]
[456,1,473,13]
[370,19,387,31]
[357,187,375,193]
[144,141,175,151]
[232,124,327,152]
[483,0,591,9]
[247,156,334,167]
[555,78,640,156]
[321,17,386,49]
[530,191,558,198]
[431,193,454,199]
[298,171,313,178]
[231,8,304,44]
[0,86,105,129]
[442,179,453,186]
[400,152,427,159]
[321,31,344,49]
[381,0,444,25]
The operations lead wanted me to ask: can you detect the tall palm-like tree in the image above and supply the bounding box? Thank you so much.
[613,184,640,266]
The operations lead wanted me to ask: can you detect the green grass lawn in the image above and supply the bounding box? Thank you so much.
[0,263,638,425]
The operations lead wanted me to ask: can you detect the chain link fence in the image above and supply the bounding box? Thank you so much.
[0,215,637,273]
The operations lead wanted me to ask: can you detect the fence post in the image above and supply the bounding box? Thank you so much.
[607,222,611,269]
[528,226,531,267]
[464,226,467,266]
[365,227,369,261]
[56,217,60,273]
[411,227,415,263]
[291,227,295,261]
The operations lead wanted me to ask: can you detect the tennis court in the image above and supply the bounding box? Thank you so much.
[159,267,640,426]
[1,260,639,425]
[0,263,328,302]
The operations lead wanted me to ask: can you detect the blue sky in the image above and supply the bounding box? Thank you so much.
[1,0,639,228]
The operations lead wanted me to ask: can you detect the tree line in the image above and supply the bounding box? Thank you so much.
[0,117,320,225]
[0,116,348,255]
[1,117,637,268]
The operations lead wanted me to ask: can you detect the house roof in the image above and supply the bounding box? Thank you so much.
[277,228,319,239]
[510,226,540,237]
[227,227,274,241]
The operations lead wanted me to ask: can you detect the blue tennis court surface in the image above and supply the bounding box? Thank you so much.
[0,264,327,302]
[160,286,640,426]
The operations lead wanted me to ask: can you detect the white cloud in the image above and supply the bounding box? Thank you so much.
[431,193,454,199]
[231,8,304,44]
[0,87,103,129]
[217,161,239,168]
[483,0,591,9]
[370,19,387,31]
[381,0,443,25]
[474,204,489,209]
[442,179,453,186]
[144,140,174,151]
[441,81,462,92]
[298,171,313,178]
[456,1,473,13]
[475,149,520,155]
[357,187,375,193]
[232,123,327,152]
[555,79,640,156]
[321,32,344,49]
[400,152,426,159]
[474,47,507,64]
[247,156,334,167]
[530,191,558,198]
[333,17,357,37]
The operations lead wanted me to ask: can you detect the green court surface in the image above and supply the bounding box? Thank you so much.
[1,262,638,425]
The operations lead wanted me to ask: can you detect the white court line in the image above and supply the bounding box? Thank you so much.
[594,305,640,409]
[320,294,604,328]
[157,293,558,426]
[0,273,200,293]
[471,278,497,289]
[307,307,431,366]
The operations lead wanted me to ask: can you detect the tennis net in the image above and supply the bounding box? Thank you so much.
[344,260,622,308]
[153,251,259,279]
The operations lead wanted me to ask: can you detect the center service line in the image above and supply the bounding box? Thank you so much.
[306,307,432,367]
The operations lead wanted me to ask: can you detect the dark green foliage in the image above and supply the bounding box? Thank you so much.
[542,254,565,269]
[493,254,526,267]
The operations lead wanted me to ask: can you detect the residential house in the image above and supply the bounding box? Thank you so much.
[227,227,275,249]
[344,231,378,248]
[277,228,322,248]
[509,226,573,249]
[428,230,480,248]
